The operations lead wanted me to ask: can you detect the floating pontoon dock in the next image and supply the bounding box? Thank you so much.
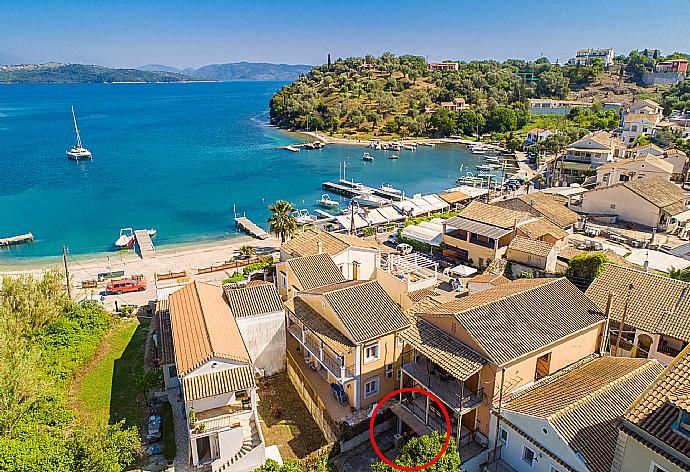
[133,230,156,259]
[0,232,34,246]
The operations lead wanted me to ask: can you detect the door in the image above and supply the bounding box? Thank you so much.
[196,436,212,465]
[634,334,653,359]
[535,352,551,380]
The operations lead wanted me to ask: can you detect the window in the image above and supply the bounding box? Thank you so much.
[397,335,404,347]
[279,272,287,289]
[364,377,379,398]
[673,411,690,438]
[522,446,535,466]
[364,342,380,363]
[385,363,394,378]
[352,261,361,280]
[649,463,669,472]
[396,368,402,381]
[451,322,457,335]
[499,427,508,444]
[610,203,616,209]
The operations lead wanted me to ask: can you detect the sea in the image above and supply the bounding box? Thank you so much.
[0,81,490,261]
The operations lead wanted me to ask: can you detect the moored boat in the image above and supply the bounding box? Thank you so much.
[115,228,135,248]
[318,194,339,209]
[389,154,399,160]
[363,152,374,161]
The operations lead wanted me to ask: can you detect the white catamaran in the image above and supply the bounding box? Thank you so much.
[66,106,92,160]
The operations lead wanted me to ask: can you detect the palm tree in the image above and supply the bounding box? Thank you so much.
[238,244,256,259]
[267,200,297,243]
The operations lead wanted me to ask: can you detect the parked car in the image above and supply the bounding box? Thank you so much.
[106,278,147,294]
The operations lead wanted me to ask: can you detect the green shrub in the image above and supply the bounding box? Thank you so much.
[161,401,176,461]
[222,272,247,285]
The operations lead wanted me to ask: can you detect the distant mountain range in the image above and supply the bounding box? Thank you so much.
[137,61,313,81]
[0,63,190,84]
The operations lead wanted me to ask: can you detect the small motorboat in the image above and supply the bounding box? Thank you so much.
[476,163,501,171]
[115,228,134,248]
[294,209,318,225]
[472,149,487,155]
[363,152,374,161]
[146,229,157,238]
[351,192,388,207]
[389,154,399,160]
[379,183,402,195]
[402,144,416,151]
[318,194,339,209]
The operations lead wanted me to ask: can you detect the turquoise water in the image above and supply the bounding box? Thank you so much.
[0,82,486,260]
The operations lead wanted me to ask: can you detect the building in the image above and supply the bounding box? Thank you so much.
[594,155,674,187]
[394,277,606,471]
[505,236,558,274]
[285,279,410,441]
[557,131,625,184]
[627,99,665,117]
[662,149,689,182]
[440,97,466,111]
[493,192,581,231]
[568,48,615,66]
[442,201,567,268]
[528,99,593,115]
[586,265,690,366]
[579,177,689,231]
[658,59,689,74]
[167,281,266,471]
[486,356,664,472]
[643,59,689,85]
[280,229,385,282]
[223,281,286,376]
[276,253,347,300]
[525,128,556,144]
[438,189,473,210]
[612,346,690,472]
[622,113,662,145]
[427,62,459,71]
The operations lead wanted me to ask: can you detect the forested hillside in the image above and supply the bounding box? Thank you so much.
[0,63,190,83]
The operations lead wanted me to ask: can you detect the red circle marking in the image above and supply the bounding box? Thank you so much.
[369,387,451,471]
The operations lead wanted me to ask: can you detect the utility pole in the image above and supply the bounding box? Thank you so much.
[492,367,506,454]
[350,201,355,235]
[62,244,72,299]
[614,283,634,355]
[600,291,615,354]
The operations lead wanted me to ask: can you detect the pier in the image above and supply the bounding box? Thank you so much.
[133,230,156,259]
[0,232,34,246]
[321,179,404,202]
[235,216,270,240]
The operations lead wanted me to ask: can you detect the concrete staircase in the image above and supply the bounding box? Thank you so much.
[214,421,262,472]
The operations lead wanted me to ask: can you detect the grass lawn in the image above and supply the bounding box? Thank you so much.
[72,317,150,431]
[257,372,328,461]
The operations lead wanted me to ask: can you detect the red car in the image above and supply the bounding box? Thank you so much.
[106,278,147,294]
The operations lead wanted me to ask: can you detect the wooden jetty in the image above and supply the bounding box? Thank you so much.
[133,230,156,259]
[321,180,404,202]
[0,232,34,246]
[235,216,270,240]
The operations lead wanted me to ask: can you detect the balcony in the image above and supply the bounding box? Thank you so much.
[190,404,252,437]
[401,354,483,413]
[394,392,485,461]
[658,336,687,358]
[287,312,355,382]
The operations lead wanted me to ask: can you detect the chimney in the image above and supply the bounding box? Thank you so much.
[317,241,323,254]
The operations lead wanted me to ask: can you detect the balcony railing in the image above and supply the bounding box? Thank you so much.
[401,352,483,412]
[658,342,685,358]
[287,314,355,382]
[190,404,252,436]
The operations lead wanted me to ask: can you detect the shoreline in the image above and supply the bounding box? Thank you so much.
[0,234,278,275]
[293,129,468,147]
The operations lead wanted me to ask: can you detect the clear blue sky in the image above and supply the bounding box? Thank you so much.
[1,0,689,68]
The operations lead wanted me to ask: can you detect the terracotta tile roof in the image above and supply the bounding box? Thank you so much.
[303,280,410,344]
[507,235,555,257]
[622,345,690,468]
[223,281,284,318]
[438,191,472,205]
[468,273,511,285]
[181,365,255,402]
[596,155,674,173]
[401,313,488,381]
[452,201,532,230]
[622,178,688,215]
[281,229,382,258]
[286,297,355,353]
[417,278,605,365]
[586,265,690,341]
[568,130,621,150]
[407,288,439,302]
[495,192,580,228]
[624,112,661,124]
[504,357,664,472]
[285,253,346,290]
[518,217,569,241]
[169,281,250,376]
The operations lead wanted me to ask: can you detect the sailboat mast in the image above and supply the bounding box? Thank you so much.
[71,106,82,148]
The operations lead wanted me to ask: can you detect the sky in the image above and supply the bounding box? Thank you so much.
[1,0,689,69]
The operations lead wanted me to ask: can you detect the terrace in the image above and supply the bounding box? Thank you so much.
[381,252,439,292]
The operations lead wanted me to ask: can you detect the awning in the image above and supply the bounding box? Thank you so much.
[378,206,406,222]
[672,210,690,222]
[445,264,477,277]
[402,225,443,246]
[559,161,592,171]
[444,216,513,240]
